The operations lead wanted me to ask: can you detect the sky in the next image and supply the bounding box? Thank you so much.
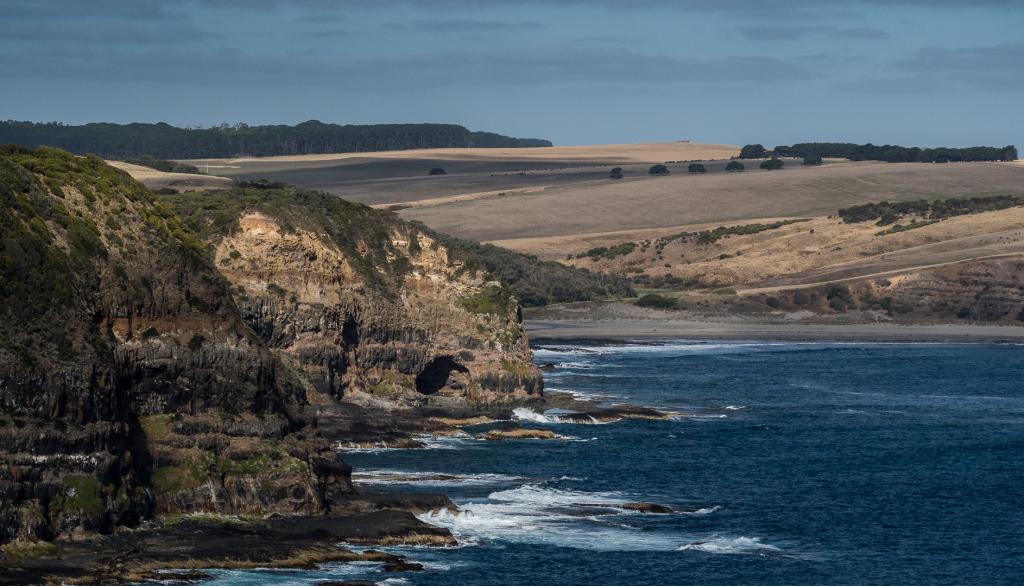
[1,0,1021,147]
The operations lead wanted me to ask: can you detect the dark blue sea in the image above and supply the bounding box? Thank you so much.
[201,341,1024,585]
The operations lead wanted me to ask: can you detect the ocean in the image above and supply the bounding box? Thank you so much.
[198,341,1024,585]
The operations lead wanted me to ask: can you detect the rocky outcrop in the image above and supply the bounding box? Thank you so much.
[164,190,544,410]
[0,147,543,546]
[0,149,343,543]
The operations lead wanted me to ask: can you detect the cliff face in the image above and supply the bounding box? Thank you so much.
[0,147,541,545]
[163,189,543,409]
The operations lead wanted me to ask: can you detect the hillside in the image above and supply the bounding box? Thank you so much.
[0,120,552,159]
[403,159,1024,246]
[0,146,549,546]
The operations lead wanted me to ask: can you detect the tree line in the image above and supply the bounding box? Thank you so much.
[0,120,552,159]
[740,142,1016,163]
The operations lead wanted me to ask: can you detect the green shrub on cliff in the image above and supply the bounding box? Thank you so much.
[459,284,514,316]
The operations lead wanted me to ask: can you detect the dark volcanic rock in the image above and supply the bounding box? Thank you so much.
[0,509,451,584]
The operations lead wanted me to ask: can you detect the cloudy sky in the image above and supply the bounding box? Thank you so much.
[1,0,1021,147]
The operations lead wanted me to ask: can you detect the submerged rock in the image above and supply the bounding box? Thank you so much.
[478,427,561,441]
[620,502,674,514]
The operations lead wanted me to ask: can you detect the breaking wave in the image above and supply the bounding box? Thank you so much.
[679,535,782,555]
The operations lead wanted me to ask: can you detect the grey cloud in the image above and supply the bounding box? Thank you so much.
[836,42,1024,93]
[386,20,544,32]
[835,27,889,40]
[1,45,815,89]
[889,42,1024,89]
[740,25,888,41]
[0,20,208,44]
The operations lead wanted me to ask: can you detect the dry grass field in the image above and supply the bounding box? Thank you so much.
[565,208,1024,291]
[178,142,739,205]
[182,141,739,166]
[108,161,233,191]
[404,160,1024,245]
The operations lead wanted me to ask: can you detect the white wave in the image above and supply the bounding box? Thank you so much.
[512,407,561,424]
[679,535,781,555]
[535,341,790,357]
[352,469,523,487]
[673,414,727,421]
[543,386,622,402]
[418,485,682,551]
[724,405,746,411]
[336,432,481,454]
[512,407,618,426]
[681,505,721,516]
[200,560,386,584]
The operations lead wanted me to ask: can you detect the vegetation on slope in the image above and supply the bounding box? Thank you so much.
[838,195,1024,225]
[0,120,552,159]
[427,232,636,307]
[657,219,810,247]
[0,145,207,324]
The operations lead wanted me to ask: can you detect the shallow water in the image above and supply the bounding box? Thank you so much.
[204,341,1024,585]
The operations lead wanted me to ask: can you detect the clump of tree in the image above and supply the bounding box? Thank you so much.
[760,158,784,170]
[0,120,553,159]
[739,144,768,159]
[803,154,823,166]
[656,219,808,247]
[234,178,287,190]
[772,142,1017,163]
[649,164,670,175]
[575,242,636,260]
[609,167,623,179]
[688,163,706,173]
[726,161,745,172]
[634,293,678,310]
[122,156,201,174]
[838,195,1024,224]
[429,167,446,175]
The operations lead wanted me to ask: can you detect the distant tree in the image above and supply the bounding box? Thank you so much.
[609,166,624,179]
[739,144,768,159]
[759,158,784,170]
[768,141,1012,163]
[725,161,745,172]
[803,154,823,166]
[1003,145,1019,161]
[649,164,670,175]
[687,163,706,173]
[429,167,447,175]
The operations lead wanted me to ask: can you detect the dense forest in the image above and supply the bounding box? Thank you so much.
[769,142,1017,163]
[0,120,552,159]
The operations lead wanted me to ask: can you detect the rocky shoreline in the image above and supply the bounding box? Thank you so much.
[1,388,674,584]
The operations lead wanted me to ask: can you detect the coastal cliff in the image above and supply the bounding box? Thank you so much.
[0,146,541,548]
